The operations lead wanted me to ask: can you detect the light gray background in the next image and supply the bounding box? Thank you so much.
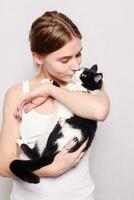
[0,0,133,199]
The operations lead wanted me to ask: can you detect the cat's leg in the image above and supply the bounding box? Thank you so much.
[41,122,63,159]
[10,160,40,184]
[20,144,40,159]
[9,122,64,183]
[10,155,56,184]
[17,139,40,159]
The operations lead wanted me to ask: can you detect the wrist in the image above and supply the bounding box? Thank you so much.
[40,83,52,97]
[48,163,59,177]
[34,164,59,177]
[48,83,60,98]
[45,83,56,97]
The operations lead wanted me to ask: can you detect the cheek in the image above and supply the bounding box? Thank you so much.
[54,63,70,76]
[77,57,82,65]
[47,63,68,77]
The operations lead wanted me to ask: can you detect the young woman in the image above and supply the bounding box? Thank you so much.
[0,11,110,200]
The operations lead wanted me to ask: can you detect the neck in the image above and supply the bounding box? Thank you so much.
[31,66,67,89]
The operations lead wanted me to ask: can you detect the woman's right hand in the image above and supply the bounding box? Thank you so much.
[49,138,88,177]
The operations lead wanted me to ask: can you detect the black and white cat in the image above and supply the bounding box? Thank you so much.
[10,64,103,184]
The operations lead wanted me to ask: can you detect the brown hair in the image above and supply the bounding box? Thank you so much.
[29,11,82,56]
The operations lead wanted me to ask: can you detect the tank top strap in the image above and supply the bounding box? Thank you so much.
[22,80,30,95]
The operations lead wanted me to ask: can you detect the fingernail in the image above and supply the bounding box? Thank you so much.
[73,137,78,142]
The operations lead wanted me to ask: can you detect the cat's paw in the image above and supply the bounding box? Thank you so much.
[40,79,53,84]
[59,118,65,126]
[65,83,78,91]
[16,139,27,146]
[10,160,40,184]
[23,174,40,184]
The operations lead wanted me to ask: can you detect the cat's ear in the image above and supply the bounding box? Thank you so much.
[94,73,103,83]
[90,64,98,73]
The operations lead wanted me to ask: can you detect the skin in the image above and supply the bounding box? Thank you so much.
[0,37,110,178]
[32,37,82,85]
[15,37,83,117]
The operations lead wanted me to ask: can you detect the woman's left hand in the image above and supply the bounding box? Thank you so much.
[14,83,52,119]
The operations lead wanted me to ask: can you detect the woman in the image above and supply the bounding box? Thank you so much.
[0,11,110,200]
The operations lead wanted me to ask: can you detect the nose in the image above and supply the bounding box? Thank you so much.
[70,58,80,71]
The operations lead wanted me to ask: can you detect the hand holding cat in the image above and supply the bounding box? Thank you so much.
[48,138,88,177]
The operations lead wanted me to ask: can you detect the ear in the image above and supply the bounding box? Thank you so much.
[94,73,103,83]
[32,52,45,65]
[90,64,98,73]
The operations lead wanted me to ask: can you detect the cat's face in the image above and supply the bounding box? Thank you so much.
[75,65,103,91]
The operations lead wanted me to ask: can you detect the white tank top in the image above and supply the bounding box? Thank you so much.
[10,80,95,200]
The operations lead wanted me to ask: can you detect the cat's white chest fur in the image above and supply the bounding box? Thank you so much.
[55,123,83,152]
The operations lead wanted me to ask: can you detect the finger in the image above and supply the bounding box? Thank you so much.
[62,137,78,153]
[17,97,33,116]
[32,97,46,104]
[17,98,27,112]
[14,111,17,118]
[23,103,35,113]
[18,96,46,114]
[79,152,85,159]
[17,95,33,111]
[14,111,21,121]
[76,152,85,161]
[16,102,26,119]
[24,97,46,113]
[74,152,85,166]
[14,108,21,120]
[75,139,88,154]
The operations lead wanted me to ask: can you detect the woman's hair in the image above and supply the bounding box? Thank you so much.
[29,11,82,56]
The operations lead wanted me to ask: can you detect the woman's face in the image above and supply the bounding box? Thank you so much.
[42,37,82,84]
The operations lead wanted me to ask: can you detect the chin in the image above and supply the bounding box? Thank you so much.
[64,78,72,83]
[55,76,73,86]
[49,75,69,84]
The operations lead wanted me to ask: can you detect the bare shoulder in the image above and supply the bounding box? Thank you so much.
[4,83,23,104]
[2,83,24,116]
[5,83,23,97]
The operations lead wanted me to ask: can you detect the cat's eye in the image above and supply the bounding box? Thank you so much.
[81,74,86,77]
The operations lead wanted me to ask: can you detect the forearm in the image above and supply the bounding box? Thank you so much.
[0,156,19,178]
[34,164,55,177]
[0,156,55,178]
[49,84,110,121]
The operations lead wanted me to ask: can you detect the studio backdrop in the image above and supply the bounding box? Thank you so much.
[0,0,133,200]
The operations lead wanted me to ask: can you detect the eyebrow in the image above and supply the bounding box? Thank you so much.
[57,47,83,60]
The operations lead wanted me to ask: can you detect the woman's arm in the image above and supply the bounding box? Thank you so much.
[49,84,110,121]
[0,85,51,178]
[16,83,110,121]
[0,85,22,177]
[0,84,85,178]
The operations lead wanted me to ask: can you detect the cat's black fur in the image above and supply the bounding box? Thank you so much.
[10,64,103,184]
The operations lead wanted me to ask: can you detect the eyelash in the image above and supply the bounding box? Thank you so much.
[76,52,82,57]
[61,52,82,64]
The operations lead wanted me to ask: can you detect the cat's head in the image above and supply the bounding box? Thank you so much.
[75,64,103,91]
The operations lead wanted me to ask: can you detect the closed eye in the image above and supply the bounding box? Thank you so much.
[61,59,69,64]
[59,48,82,64]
